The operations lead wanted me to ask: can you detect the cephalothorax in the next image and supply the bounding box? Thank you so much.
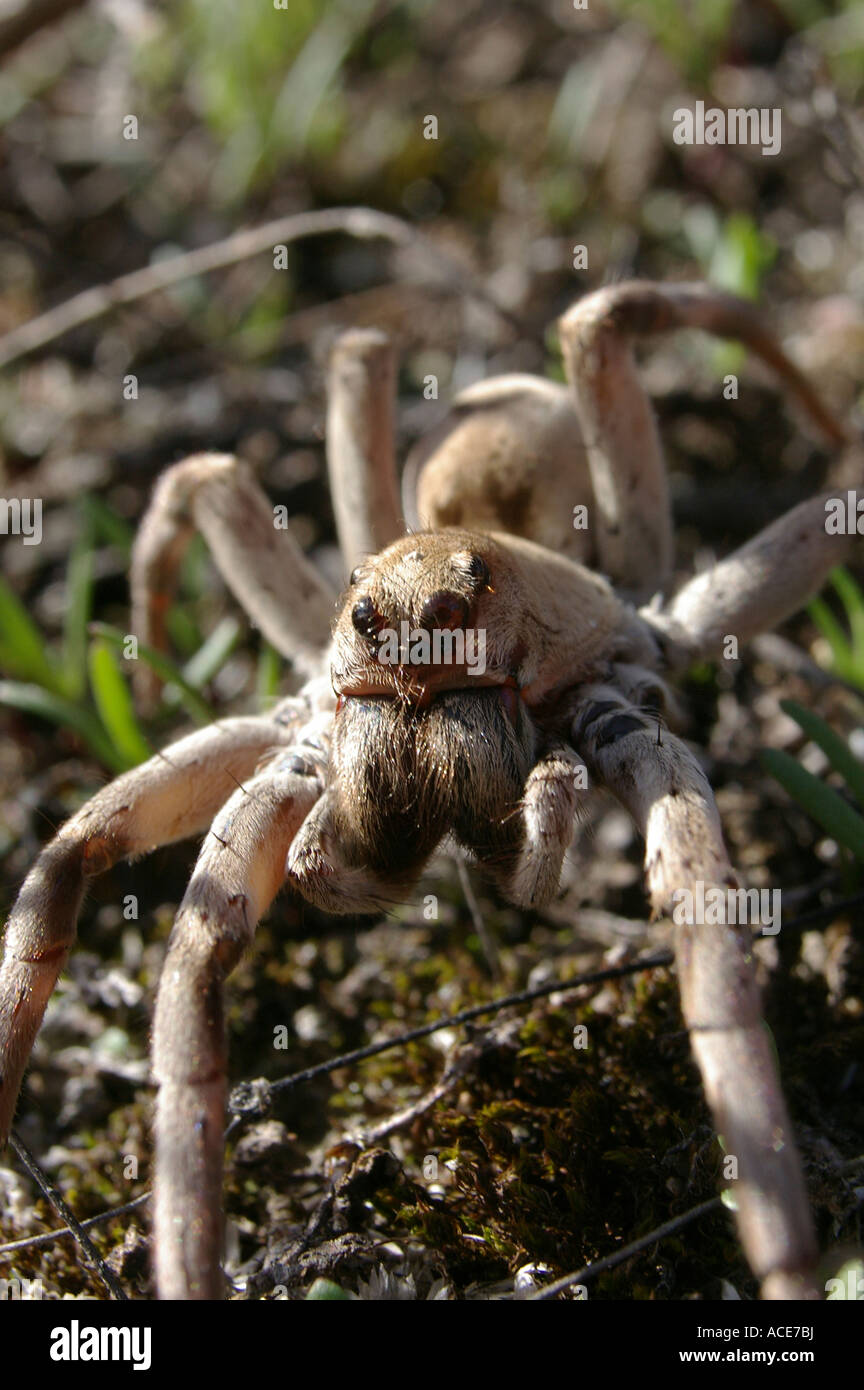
[0,281,854,1300]
[292,527,655,915]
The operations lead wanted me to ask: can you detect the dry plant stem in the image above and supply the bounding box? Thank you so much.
[130,452,336,707]
[0,718,297,1147]
[153,747,325,1300]
[0,0,87,58]
[356,1021,520,1146]
[326,329,404,574]
[0,206,513,370]
[573,687,818,1300]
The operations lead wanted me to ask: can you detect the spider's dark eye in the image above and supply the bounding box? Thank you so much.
[351,596,385,643]
[465,554,491,590]
[349,566,363,586]
[450,550,492,588]
[420,590,470,632]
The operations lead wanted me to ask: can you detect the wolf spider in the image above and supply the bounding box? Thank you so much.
[0,281,855,1300]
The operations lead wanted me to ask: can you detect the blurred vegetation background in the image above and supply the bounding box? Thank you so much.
[1,0,863,1301]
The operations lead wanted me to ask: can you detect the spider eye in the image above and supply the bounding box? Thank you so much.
[465,554,492,590]
[349,566,362,586]
[351,596,385,643]
[450,551,492,588]
[420,590,470,631]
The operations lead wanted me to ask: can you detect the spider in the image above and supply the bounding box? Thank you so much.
[0,280,854,1301]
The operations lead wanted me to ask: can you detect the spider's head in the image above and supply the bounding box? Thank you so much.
[331,529,524,711]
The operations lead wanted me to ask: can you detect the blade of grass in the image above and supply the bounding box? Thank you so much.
[780,699,864,808]
[830,567,864,679]
[181,616,241,690]
[89,623,215,724]
[79,495,134,554]
[62,541,94,702]
[761,748,864,863]
[807,595,855,681]
[0,679,124,772]
[256,641,282,706]
[165,606,203,659]
[180,533,210,599]
[88,640,152,768]
[0,578,65,694]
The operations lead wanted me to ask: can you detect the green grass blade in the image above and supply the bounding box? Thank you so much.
[256,641,282,706]
[62,542,94,702]
[807,595,854,681]
[0,679,124,772]
[78,495,134,554]
[166,606,203,658]
[830,567,864,668]
[0,577,65,694]
[88,639,152,768]
[761,748,864,863]
[779,699,864,808]
[180,533,210,598]
[89,622,215,725]
[182,616,241,690]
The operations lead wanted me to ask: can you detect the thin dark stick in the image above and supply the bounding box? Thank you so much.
[0,1191,151,1258]
[9,1132,129,1300]
[227,888,864,1122]
[527,1196,724,1300]
[228,946,677,1117]
[229,895,864,1112]
[778,889,864,935]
